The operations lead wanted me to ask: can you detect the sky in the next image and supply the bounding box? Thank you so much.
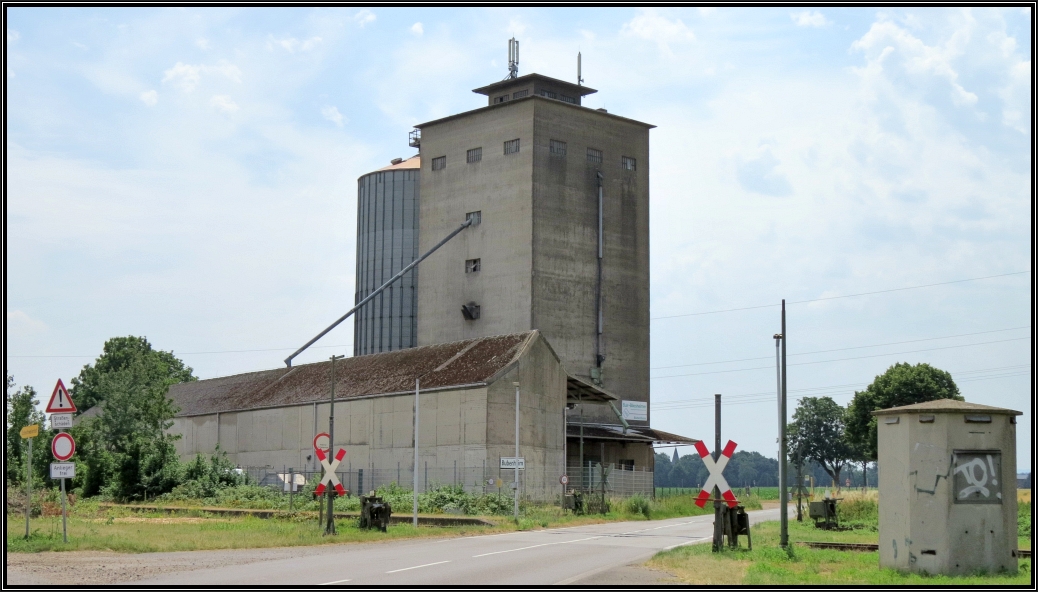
[5,7,1033,471]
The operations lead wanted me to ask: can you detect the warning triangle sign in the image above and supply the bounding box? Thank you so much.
[46,379,77,414]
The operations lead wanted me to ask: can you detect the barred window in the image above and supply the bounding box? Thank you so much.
[587,147,602,164]
[549,139,567,156]
[467,147,482,163]
[431,156,446,171]
[512,89,529,99]
[504,138,520,155]
[494,95,509,104]
[465,258,481,273]
[560,94,577,104]
[621,156,637,171]
[539,89,556,99]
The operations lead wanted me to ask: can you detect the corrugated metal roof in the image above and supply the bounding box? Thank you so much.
[566,424,698,445]
[871,398,1021,416]
[169,332,538,416]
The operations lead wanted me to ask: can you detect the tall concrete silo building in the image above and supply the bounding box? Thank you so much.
[353,155,421,356]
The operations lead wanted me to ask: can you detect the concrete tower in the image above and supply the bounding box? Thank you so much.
[413,73,653,429]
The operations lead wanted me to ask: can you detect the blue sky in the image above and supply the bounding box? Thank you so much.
[6,7,1032,470]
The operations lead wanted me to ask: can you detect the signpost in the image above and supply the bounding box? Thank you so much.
[46,379,76,543]
[20,424,39,539]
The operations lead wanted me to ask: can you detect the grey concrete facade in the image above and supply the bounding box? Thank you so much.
[874,399,1021,575]
[414,82,653,430]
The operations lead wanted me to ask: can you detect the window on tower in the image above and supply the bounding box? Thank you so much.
[550,139,567,156]
[504,139,520,155]
[432,156,446,171]
[587,147,603,164]
[465,258,481,273]
[622,156,637,171]
[467,147,482,163]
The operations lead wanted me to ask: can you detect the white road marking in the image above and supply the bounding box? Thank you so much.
[320,578,353,585]
[385,560,451,573]
[473,535,606,558]
[662,536,712,550]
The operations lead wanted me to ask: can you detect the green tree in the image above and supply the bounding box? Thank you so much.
[5,373,49,485]
[788,396,852,491]
[70,336,195,414]
[70,337,196,499]
[845,362,961,460]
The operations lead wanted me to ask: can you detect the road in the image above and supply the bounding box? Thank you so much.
[130,508,780,586]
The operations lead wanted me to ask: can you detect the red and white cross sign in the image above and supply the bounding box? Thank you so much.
[314,447,347,497]
[693,439,739,508]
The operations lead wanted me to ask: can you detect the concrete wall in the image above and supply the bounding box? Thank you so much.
[878,412,1018,575]
[416,99,536,344]
[416,97,651,427]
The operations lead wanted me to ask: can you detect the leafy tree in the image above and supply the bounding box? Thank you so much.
[788,396,852,491]
[845,362,961,460]
[5,373,50,486]
[70,338,196,500]
[70,336,195,414]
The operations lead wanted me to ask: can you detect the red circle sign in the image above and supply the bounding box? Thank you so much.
[313,432,331,454]
[560,475,569,485]
[52,432,76,461]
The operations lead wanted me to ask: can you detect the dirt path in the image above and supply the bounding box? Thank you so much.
[6,546,322,585]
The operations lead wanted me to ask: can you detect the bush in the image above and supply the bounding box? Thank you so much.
[625,494,652,518]
[1019,500,1032,537]
[838,496,878,528]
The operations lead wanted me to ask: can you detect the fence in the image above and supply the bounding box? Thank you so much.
[241,462,654,500]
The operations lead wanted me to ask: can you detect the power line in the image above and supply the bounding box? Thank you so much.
[650,337,1029,380]
[650,270,1031,320]
[650,326,1030,370]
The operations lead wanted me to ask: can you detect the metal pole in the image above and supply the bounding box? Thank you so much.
[713,394,722,552]
[289,467,294,512]
[514,382,520,521]
[579,394,584,491]
[594,172,605,374]
[61,477,68,543]
[326,354,343,535]
[780,299,789,547]
[25,437,32,539]
[285,219,472,367]
[413,378,419,527]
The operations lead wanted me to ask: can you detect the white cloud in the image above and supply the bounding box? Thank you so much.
[268,36,322,53]
[72,41,88,50]
[139,90,158,106]
[209,94,239,113]
[698,7,716,16]
[7,28,19,44]
[6,310,47,336]
[621,9,695,55]
[321,105,345,126]
[196,38,210,50]
[792,11,830,28]
[410,22,423,36]
[852,20,978,106]
[162,61,242,92]
[354,10,376,27]
[1000,59,1031,133]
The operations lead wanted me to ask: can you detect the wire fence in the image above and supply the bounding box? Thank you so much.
[240,462,655,499]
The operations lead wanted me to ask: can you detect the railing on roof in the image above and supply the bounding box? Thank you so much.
[408,128,420,148]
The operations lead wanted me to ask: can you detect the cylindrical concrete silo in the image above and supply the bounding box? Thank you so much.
[353,155,420,356]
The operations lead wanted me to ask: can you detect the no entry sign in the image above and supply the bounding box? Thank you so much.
[51,432,76,462]
[693,439,739,509]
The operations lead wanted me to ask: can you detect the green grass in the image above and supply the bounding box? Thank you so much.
[649,514,1031,585]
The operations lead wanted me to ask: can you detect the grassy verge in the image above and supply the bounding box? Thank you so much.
[5,492,728,553]
[649,493,1031,585]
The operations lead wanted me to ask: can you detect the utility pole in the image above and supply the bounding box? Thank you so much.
[513,382,520,522]
[779,299,789,547]
[713,394,722,552]
[325,354,343,536]
[413,377,420,528]
[24,436,32,539]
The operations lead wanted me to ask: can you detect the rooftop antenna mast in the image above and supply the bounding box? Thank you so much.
[507,37,519,79]
[578,52,583,86]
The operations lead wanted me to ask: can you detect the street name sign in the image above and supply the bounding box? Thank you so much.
[20,424,39,439]
[500,457,525,470]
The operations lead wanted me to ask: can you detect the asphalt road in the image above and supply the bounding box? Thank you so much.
[131,508,780,586]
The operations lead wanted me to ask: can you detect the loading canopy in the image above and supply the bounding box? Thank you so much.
[566,375,617,404]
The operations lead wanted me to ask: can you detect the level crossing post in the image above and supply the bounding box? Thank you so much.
[713,394,722,552]
[779,299,789,547]
[326,354,343,535]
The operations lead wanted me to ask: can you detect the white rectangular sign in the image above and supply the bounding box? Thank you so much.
[622,400,647,421]
[50,413,73,429]
[50,462,76,479]
[500,457,525,470]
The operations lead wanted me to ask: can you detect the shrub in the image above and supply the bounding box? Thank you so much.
[625,494,652,518]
